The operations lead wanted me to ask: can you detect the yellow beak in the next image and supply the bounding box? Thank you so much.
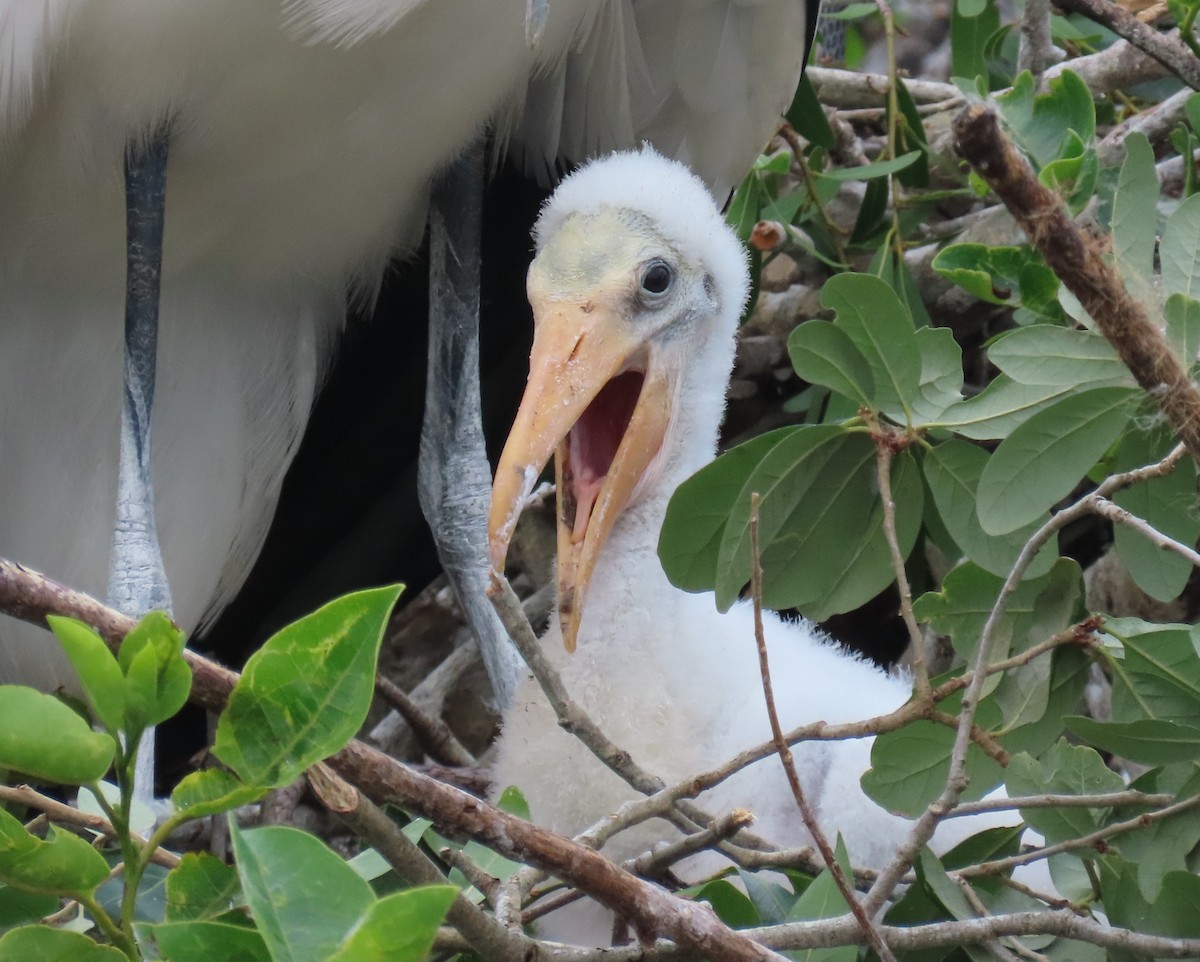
[488,294,672,652]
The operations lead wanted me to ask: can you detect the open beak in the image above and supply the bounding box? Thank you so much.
[488,295,672,652]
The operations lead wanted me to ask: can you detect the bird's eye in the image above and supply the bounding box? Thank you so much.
[640,260,674,300]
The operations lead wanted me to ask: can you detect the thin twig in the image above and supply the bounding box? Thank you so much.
[1090,496,1200,567]
[748,493,898,962]
[1055,0,1200,90]
[374,673,475,766]
[960,790,1200,878]
[863,447,1183,915]
[874,435,930,698]
[0,784,180,869]
[1017,0,1055,82]
[946,789,1173,817]
[486,568,779,851]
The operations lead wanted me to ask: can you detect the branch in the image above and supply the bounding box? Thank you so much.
[374,672,475,767]
[0,784,179,869]
[947,789,1174,817]
[1018,0,1055,81]
[747,494,897,962]
[0,558,785,962]
[961,790,1200,878]
[873,432,930,697]
[486,569,780,853]
[1089,496,1200,566]
[1054,0,1200,90]
[953,105,1200,467]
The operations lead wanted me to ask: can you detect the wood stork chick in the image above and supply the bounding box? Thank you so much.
[487,148,1016,944]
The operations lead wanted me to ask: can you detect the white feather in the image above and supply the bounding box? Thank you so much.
[0,1,803,697]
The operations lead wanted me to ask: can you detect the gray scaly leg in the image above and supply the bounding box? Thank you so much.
[419,146,521,710]
[109,129,173,802]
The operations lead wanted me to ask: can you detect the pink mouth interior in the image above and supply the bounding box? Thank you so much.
[565,370,645,542]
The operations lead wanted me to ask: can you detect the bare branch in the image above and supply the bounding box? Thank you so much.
[374,672,475,767]
[1055,0,1200,90]
[748,494,897,962]
[1089,496,1200,567]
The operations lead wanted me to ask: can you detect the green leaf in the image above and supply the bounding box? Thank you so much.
[660,428,797,592]
[786,836,857,962]
[739,870,798,924]
[787,76,835,148]
[714,429,922,618]
[940,824,1023,870]
[118,612,191,729]
[1110,625,1200,726]
[231,823,375,962]
[914,560,1078,680]
[1002,647,1091,759]
[863,694,1005,817]
[951,0,1000,82]
[788,321,873,407]
[894,80,931,188]
[1162,191,1200,302]
[326,886,456,962]
[0,926,125,962]
[1165,292,1200,366]
[0,888,57,929]
[1112,766,1200,902]
[817,151,922,182]
[140,921,271,962]
[874,247,935,330]
[976,386,1137,535]
[0,811,110,898]
[986,326,1128,387]
[923,440,1057,579]
[496,785,530,820]
[1111,131,1159,308]
[213,585,402,788]
[45,618,125,734]
[1099,857,1200,938]
[1039,129,1098,209]
[937,376,1078,440]
[821,272,920,421]
[910,327,965,424]
[122,641,159,735]
[0,686,114,785]
[695,879,760,928]
[1005,741,1125,844]
[170,770,266,822]
[994,70,1096,169]
[1064,716,1200,765]
[166,852,243,923]
[932,244,1063,320]
[96,860,167,926]
[1112,426,1200,601]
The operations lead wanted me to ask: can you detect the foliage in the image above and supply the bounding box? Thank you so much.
[0,588,459,962]
[655,0,1200,950]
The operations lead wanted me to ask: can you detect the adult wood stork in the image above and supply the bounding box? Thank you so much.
[0,2,812,703]
[487,148,1022,945]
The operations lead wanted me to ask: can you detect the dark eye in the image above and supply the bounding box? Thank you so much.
[640,260,674,299]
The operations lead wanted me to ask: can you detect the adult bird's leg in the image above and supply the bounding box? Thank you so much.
[419,145,521,710]
[109,128,174,802]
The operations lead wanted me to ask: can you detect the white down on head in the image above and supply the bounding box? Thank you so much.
[487,148,1026,945]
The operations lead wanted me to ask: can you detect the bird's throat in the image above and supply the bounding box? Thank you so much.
[562,370,645,543]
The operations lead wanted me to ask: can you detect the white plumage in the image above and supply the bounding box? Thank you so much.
[488,150,1019,945]
[0,1,807,688]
